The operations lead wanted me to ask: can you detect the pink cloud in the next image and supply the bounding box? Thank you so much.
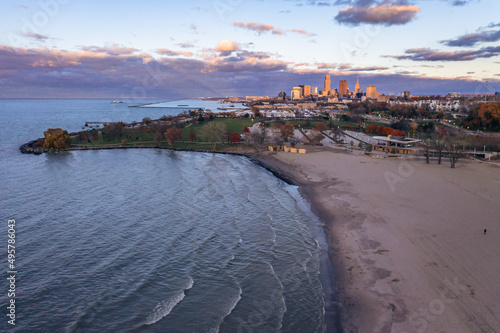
[214,39,240,53]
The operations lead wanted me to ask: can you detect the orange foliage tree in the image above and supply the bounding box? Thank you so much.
[43,128,72,150]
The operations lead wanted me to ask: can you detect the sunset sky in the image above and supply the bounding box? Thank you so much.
[1,0,499,98]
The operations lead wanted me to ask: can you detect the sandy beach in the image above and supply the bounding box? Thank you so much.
[255,149,500,333]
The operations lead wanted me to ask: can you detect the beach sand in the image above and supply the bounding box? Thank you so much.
[255,149,499,333]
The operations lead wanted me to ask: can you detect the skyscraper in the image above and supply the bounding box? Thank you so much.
[366,86,379,99]
[324,74,331,94]
[355,78,360,94]
[339,80,348,97]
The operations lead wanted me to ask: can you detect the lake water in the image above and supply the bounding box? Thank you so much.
[0,99,339,332]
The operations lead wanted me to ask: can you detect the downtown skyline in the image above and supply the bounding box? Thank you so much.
[0,0,499,98]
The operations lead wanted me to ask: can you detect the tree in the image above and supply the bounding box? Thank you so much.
[188,128,197,142]
[142,117,152,126]
[445,134,463,168]
[252,106,260,117]
[309,130,324,145]
[280,123,295,142]
[43,128,71,150]
[89,129,100,142]
[229,132,241,143]
[327,119,335,129]
[154,131,163,146]
[163,127,183,147]
[315,122,327,132]
[200,122,227,151]
[434,126,448,164]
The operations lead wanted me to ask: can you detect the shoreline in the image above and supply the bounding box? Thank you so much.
[254,150,500,332]
[19,142,500,332]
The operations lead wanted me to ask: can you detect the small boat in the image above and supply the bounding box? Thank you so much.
[230,104,235,107]
[111,101,116,103]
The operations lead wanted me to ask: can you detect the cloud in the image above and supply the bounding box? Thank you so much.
[1,44,498,98]
[233,22,284,35]
[441,28,500,47]
[24,33,49,41]
[449,0,471,6]
[80,44,139,56]
[290,29,317,37]
[190,24,197,30]
[157,49,193,57]
[233,21,316,37]
[348,66,389,71]
[335,3,420,26]
[178,42,195,48]
[18,4,28,9]
[307,0,332,6]
[214,39,240,53]
[383,46,500,61]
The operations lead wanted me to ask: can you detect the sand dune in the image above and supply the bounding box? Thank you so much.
[255,149,500,333]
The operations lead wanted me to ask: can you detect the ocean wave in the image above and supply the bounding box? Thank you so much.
[211,286,242,333]
[144,277,194,326]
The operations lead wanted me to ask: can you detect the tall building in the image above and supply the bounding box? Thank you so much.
[339,80,348,98]
[299,85,311,97]
[324,74,331,94]
[312,87,318,94]
[404,90,411,98]
[366,86,379,99]
[355,78,361,94]
[291,87,302,100]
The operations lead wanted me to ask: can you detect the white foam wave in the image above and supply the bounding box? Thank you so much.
[212,287,242,333]
[144,278,194,326]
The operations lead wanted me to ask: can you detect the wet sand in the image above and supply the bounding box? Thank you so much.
[254,149,500,333]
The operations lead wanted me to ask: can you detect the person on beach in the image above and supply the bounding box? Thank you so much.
[484,229,487,235]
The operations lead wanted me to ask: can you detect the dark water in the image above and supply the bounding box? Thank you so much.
[0,99,338,332]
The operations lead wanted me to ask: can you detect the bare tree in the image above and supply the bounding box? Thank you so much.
[200,122,227,151]
[445,134,463,168]
[309,130,324,145]
[163,127,183,147]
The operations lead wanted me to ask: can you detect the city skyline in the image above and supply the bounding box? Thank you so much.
[0,0,499,98]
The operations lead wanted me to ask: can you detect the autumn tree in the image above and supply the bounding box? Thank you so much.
[229,132,241,143]
[89,129,100,142]
[200,122,227,151]
[188,128,197,142]
[163,127,183,147]
[251,106,260,118]
[315,122,327,132]
[43,128,72,150]
[154,131,163,146]
[280,123,295,142]
[142,117,152,126]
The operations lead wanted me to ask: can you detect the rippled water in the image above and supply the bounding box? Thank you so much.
[0,99,338,332]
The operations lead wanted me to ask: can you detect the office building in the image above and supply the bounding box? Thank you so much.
[366,86,379,99]
[324,74,331,94]
[339,80,348,98]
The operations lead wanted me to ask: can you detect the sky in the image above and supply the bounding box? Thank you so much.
[0,0,499,98]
